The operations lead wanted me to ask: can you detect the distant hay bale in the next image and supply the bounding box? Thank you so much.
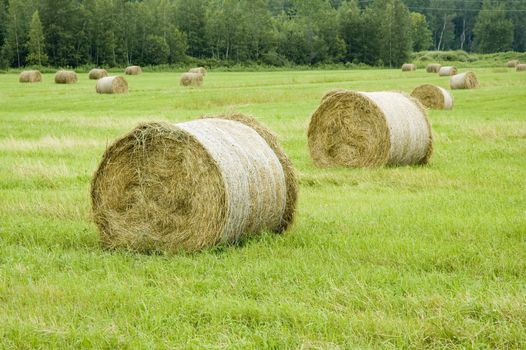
[450,72,479,89]
[308,90,432,168]
[401,63,416,71]
[54,70,78,84]
[125,66,142,75]
[89,68,108,80]
[426,63,442,73]
[411,84,453,110]
[180,72,203,87]
[517,64,526,71]
[189,67,207,76]
[91,115,297,253]
[438,66,457,76]
[507,60,519,68]
[19,70,42,83]
[96,76,128,94]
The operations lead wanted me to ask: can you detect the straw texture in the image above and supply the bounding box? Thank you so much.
[125,66,142,75]
[450,72,479,89]
[507,60,519,68]
[189,67,207,76]
[438,66,457,76]
[402,63,416,71]
[19,70,42,83]
[426,63,442,73]
[180,72,203,86]
[516,64,526,71]
[411,84,453,110]
[96,76,128,94]
[89,69,108,80]
[54,70,78,84]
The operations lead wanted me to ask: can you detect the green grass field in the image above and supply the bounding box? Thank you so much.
[1,68,525,349]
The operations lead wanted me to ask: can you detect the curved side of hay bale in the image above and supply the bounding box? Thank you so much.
[411,84,453,110]
[507,60,519,68]
[125,66,142,75]
[180,72,203,87]
[91,117,296,253]
[438,66,457,76]
[450,72,479,89]
[89,68,108,80]
[516,64,526,71]
[189,67,207,76]
[426,63,442,73]
[54,70,78,84]
[19,70,42,83]
[308,90,432,168]
[96,76,128,94]
[401,63,416,71]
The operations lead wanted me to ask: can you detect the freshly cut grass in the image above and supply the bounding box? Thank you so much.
[411,84,453,110]
[125,66,142,75]
[517,64,526,72]
[54,70,78,84]
[88,69,108,80]
[19,70,42,83]
[401,63,416,71]
[426,63,441,73]
[95,76,128,94]
[180,72,203,87]
[438,66,458,76]
[189,67,207,76]
[450,72,479,89]
[507,59,519,67]
[308,90,432,168]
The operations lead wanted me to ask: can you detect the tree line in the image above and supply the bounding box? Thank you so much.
[0,0,524,69]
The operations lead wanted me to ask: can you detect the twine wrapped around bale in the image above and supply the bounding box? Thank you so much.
[96,76,128,94]
[89,68,108,80]
[450,72,479,89]
[516,64,526,72]
[438,66,457,76]
[402,63,416,71]
[189,67,207,76]
[180,72,203,87]
[55,70,78,84]
[308,90,433,168]
[125,66,142,75]
[507,60,519,68]
[91,114,297,253]
[426,63,442,73]
[411,84,453,110]
[19,70,42,83]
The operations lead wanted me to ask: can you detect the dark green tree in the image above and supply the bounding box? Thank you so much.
[27,10,48,65]
[175,0,207,57]
[411,12,432,51]
[474,1,514,53]
[143,34,169,65]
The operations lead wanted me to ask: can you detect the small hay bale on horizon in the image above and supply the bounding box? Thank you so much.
[55,70,78,84]
[411,84,453,110]
[189,67,207,76]
[125,66,142,75]
[507,60,519,68]
[517,64,526,71]
[438,66,457,76]
[450,72,479,89]
[96,76,128,94]
[180,72,203,87]
[426,63,442,73]
[19,70,42,83]
[402,63,416,71]
[89,68,108,80]
[308,90,433,168]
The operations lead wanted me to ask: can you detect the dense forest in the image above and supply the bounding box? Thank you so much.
[0,0,525,68]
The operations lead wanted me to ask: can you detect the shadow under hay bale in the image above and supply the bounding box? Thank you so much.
[308,90,433,168]
[450,72,479,89]
[402,63,416,71]
[438,66,457,76]
[96,76,128,94]
[125,66,142,75]
[426,63,442,73]
[411,84,453,110]
[19,70,42,83]
[91,115,297,253]
[507,60,519,68]
[189,67,207,76]
[89,68,108,80]
[180,72,203,87]
[517,64,526,72]
[55,70,78,84]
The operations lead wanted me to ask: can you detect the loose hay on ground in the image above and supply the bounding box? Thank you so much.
[438,66,457,76]
[125,66,142,75]
[450,72,479,89]
[19,70,42,83]
[89,69,108,80]
[55,70,78,84]
[411,84,453,110]
[96,76,128,94]
[426,63,442,73]
[180,72,203,87]
[401,63,416,71]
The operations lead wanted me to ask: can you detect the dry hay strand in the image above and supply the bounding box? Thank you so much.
[96,76,128,94]
[450,72,479,89]
[401,63,416,71]
[180,72,203,87]
[91,115,297,253]
[438,66,457,76]
[19,70,42,83]
[125,66,142,75]
[426,63,442,73]
[516,64,526,71]
[411,84,453,110]
[54,70,78,84]
[507,60,519,68]
[89,68,108,80]
[189,67,207,76]
[308,90,433,168]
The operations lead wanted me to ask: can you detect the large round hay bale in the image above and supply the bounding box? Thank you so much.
[89,68,108,80]
[96,76,128,94]
[411,84,453,110]
[450,72,479,89]
[125,65,142,75]
[516,64,526,71]
[438,66,457,76]
[180,72,203,87]
[91,115,297,253]
[54,70,78,84]
[189,67,207,76]
[308,90,433,168]
[19,70,42,83]
[401,63,416,71]
[426,63,442,73]
[507,60,519,68]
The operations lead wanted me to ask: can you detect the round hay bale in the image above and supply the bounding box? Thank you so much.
[507,60,519,68]
[91,116,297,253]
[411,84,453,110]
[450,72,479,89]
[438,66,457,76]
[308,90,433,168]
[401,63,416,71]
[189,67,207,76]
[125,66,142,75]
[89,68,108,80]
[54,70,78,84]
[96,76,128,94]
[426,63,442,73]
[180,72,203,87]
[516,64,526,72]
[19,70,42,83]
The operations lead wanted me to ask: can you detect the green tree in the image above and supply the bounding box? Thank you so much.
[175,0,207,57]
[411,12,432,51]
[143,35,169,65]
[26,10,47,65]
[0,0,36,67]
[474,1,514,53]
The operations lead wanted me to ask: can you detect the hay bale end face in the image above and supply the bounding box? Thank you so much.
[89,68,108,80]
[411,84,453,110]
[308,90,433,168]
[516,64,526,71]
[180,72,203,87]
[507,60,520,68]
[125,66,142,75]
[438,66,457,76]
[55,70,78,84]
[96,76,128,94]
[450,72,479,89]
[91,115,297,253]
[19,70,42,83]
[401,63,416,71]
[426,63,442,73]
[189,67,207,76]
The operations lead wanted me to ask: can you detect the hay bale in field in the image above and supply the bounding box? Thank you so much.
[89,68,108,80]
[426,63,442,73]
[189,67,207,76]
[450,72,479,89]
[54,70,78,84]
[125,65,142,75]
[91,114,297,253]
[19,70,42,83]
[411,84,453,110]
[180,72,203,87]
[401,63,416,71]
[438,66,457,76]
[308,90,433,168]
[507,60,519,68]
[516,64,526,71]
[96,76,128,94]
